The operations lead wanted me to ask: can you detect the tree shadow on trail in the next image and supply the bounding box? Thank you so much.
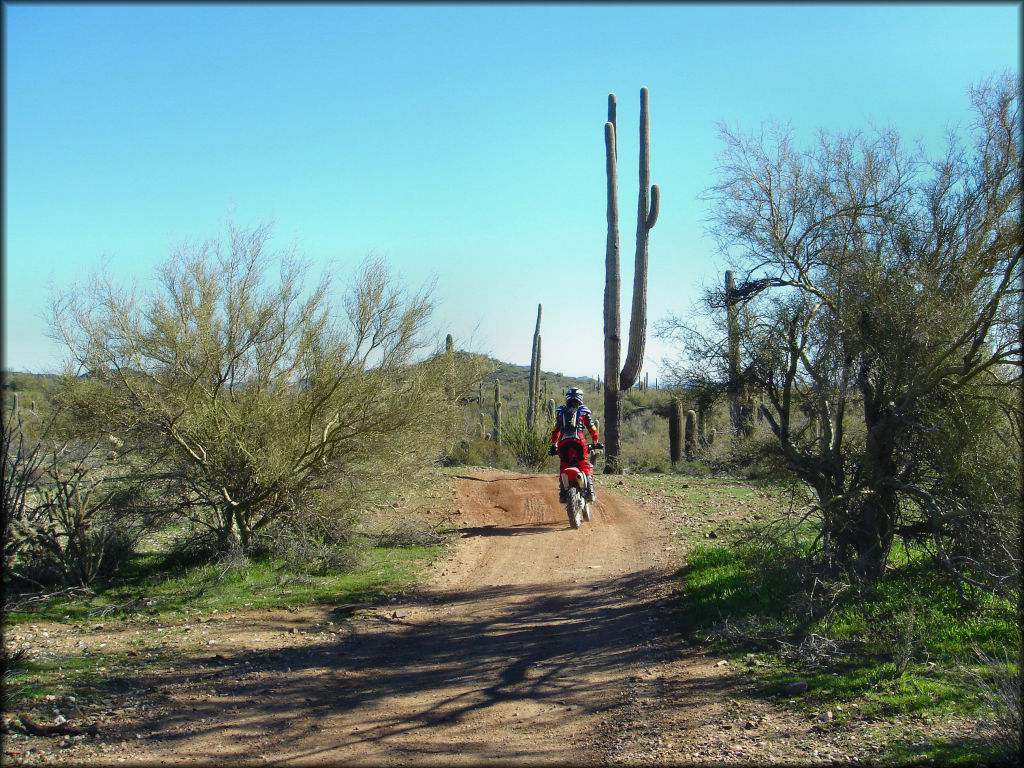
[453,474,537,483]
[458,521,566,537]
[99,569,736,761]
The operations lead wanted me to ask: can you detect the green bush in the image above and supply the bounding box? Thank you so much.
[497,404,550,471]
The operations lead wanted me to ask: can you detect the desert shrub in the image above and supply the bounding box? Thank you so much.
[960,645,1022,760]
[620,408,669,471]
[371,517,446,548]
[50,222,488,558]
[497,404,550,471]
[6,414,148,590]
[3,399,48,579]
[695,427,791,480]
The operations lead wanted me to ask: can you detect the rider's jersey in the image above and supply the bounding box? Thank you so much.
[551,404,599,445]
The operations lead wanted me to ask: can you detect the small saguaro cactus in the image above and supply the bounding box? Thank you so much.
[526,304,542,430]
[685,409,698,461]
[493,380,502,445]
[669,398,683,464]
[443,333,456,399]
[546,398,556,422]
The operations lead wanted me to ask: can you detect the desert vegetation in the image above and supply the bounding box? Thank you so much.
[3,74,1018,765]
[4,222,489,603]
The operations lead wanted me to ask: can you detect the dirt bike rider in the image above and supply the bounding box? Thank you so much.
[548,387,603,503]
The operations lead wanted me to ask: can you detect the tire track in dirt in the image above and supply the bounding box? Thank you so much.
[141,469,677,764]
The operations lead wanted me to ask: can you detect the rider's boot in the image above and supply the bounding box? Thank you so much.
[558,480,567,503]
[585,474,596,501]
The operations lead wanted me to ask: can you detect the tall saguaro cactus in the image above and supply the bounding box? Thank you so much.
[603,87,660,473]
[669,398,683,464]
[525,304,542,430]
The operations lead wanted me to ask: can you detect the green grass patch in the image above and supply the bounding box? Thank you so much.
[611,471,1019,763]
[7,543,442,625]
[680,534,1018,704]
[680,538,803,630]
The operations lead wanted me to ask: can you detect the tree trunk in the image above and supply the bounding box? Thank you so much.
[217,506,240,552]
[830,356,899,579]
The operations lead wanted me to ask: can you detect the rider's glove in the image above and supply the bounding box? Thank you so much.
[547,444,557,456]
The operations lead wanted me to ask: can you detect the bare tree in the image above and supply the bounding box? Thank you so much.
[668,74,1021,583]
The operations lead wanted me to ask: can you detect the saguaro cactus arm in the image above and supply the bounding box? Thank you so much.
[620,86,658,391]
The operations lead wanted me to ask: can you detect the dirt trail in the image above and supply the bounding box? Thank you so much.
[141,469,682,764]
[7,472,971,764]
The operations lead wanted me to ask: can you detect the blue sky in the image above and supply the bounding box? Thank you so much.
[4,2,1020,378]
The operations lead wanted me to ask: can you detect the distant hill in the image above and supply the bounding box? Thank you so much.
[470,356,600,406]
[2,371,61,390]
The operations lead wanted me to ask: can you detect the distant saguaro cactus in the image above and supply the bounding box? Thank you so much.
[669,398,683,464]
[546,398,556,422]
[493,380,502,445]
[526,304,542,430]
[443,333,456,398]
[685,409,697,461]
[603,87,659,473]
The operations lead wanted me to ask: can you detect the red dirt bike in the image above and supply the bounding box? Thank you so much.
[558,442,602,529]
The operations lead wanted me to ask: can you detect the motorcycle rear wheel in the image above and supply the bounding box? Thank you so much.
[566,488,583,529]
